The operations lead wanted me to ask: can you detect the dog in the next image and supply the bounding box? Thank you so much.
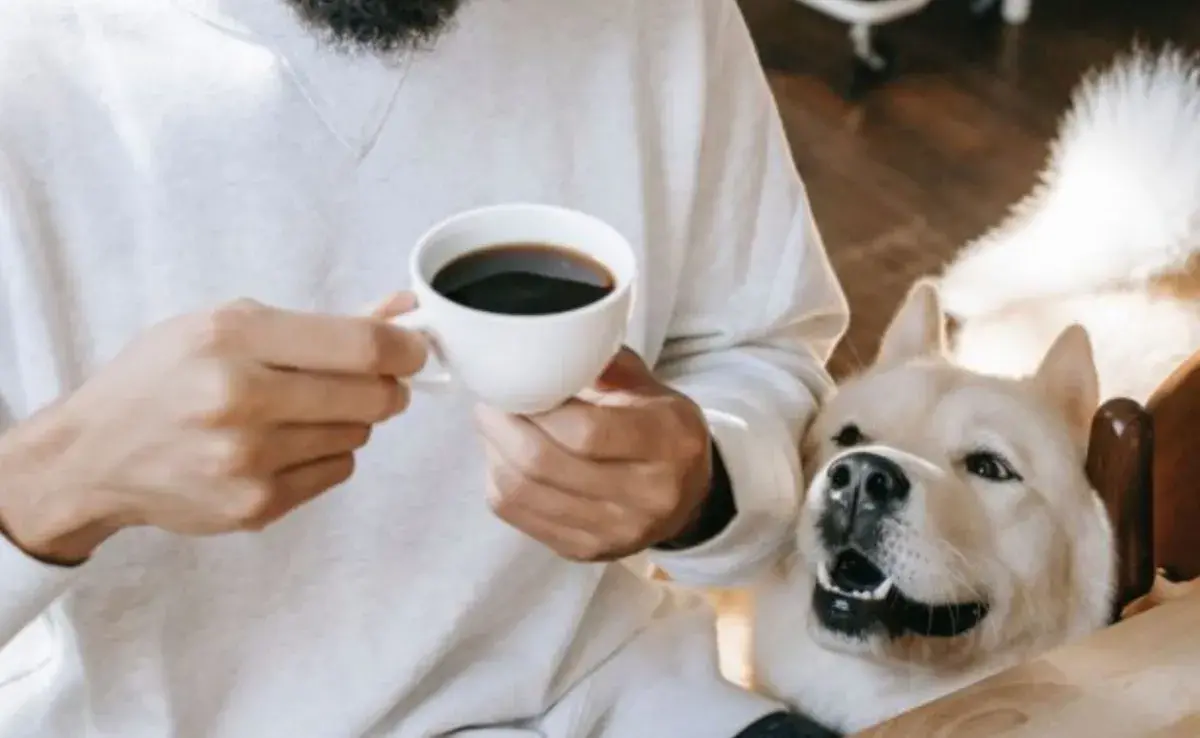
[750,282,1115,734]
[939,47,1200,403]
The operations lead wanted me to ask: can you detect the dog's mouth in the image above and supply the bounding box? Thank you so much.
[812,550,989,640]
[818,548,895,601]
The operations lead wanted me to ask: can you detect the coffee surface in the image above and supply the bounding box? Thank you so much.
[431,243,614,315]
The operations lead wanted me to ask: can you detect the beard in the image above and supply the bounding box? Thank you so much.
[284,0,464,54]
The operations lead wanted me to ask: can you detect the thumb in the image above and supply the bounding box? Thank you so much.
[593,347,656,392]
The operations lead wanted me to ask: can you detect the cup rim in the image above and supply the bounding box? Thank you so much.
[409,203,636,324]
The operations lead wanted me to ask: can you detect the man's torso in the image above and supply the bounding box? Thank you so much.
[0,1,742,735]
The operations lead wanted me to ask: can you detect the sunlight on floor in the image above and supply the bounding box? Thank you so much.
[710,588,755,689]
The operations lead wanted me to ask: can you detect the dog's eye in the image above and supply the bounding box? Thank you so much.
[832,424,865,448]
[964,451,1022,482]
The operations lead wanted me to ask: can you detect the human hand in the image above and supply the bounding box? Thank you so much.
[474,348,713,562]
[0,298,427,563]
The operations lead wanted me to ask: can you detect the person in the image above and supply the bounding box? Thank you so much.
[0,1,849,736]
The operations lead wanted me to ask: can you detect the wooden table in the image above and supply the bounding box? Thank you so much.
[855,589,1200,737]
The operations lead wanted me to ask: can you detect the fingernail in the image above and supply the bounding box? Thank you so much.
[370,292,418,319]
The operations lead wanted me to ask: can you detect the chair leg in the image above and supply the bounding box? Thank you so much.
[1086,398,1156,620]
[1002,0,1031,23]
[846,23,897,99]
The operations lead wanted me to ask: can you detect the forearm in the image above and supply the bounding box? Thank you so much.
[0,157,107,647]
[0,409,105,648]
[0,400,118,559]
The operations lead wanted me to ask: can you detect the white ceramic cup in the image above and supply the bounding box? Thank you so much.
[393,203,637,415]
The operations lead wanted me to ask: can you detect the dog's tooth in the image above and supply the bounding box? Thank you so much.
[817,562,834,589]
[871,579,894,600]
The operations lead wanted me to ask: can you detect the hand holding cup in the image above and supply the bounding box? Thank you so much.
[0,299,427,563]
[473,349,714,562]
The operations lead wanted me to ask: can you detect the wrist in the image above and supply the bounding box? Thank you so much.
[654,438,737,551]
[0,490,119,566]
[0,406,121,565]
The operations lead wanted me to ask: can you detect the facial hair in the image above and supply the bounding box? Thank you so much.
[284,0,463,54]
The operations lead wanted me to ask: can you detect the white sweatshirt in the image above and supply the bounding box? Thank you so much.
[0,1,848,736]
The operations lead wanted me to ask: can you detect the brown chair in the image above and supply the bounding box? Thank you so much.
[1087,350,1200,620]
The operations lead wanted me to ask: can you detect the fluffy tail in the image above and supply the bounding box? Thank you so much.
[939,46,1200,319]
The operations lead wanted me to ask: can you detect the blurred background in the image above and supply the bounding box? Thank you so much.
[738,0,1200,380]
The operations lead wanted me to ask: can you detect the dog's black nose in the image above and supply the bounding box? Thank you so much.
[826,452,909,505]
[821,452,910,549]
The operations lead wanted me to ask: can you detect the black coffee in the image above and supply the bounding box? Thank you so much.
[431,242,615,315]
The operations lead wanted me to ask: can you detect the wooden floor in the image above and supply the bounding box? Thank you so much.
[741,0,1200,378]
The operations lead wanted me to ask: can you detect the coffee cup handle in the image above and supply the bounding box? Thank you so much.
[392,308,454,390]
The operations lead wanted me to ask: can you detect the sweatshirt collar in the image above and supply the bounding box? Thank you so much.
[170,0,411,161]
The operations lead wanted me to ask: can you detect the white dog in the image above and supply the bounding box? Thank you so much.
[746,49,1200,730]
[747,48,1200,732]
[940,47,1200,402]
[751,283,1115,733]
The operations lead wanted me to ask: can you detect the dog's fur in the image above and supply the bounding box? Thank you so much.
[751,284,1115,733]
[940,47,1200,402]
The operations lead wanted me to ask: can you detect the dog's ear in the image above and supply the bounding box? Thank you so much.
[875,280,947,367]
[1033,324,1099,436]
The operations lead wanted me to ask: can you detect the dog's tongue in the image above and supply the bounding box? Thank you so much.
[831,550,887,592]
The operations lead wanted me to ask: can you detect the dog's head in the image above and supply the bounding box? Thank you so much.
[796,282,1115,668]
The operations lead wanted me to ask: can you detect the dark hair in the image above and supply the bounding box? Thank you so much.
[287,0,463,53]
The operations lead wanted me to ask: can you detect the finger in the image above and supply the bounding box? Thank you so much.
[483,441,622,530]
[235,452,357,529]
[473,406,610,496]
[494,505,611,562]
[367,292,418,320]
[258,423,373,471]
[274,452,357,508]
[203,300,428,378]
[489,401,663,462]
[253,367,409,424]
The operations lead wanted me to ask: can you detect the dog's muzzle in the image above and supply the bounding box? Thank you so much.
[810,450,989,640]
[818,451,909,552]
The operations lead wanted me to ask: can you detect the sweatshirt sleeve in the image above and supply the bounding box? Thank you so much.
[0,407,80,649]
[0,524,78,650]
[0,152,82,649]
[647,1,849,587]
